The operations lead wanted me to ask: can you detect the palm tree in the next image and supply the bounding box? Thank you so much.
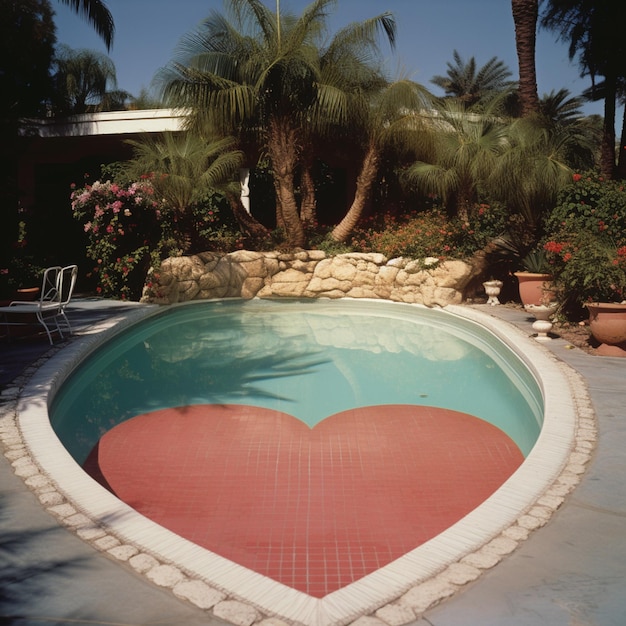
[580,78,626,177]
[403,99,511,224]
[126,133,243,214]
[490,116,584,232]
[51,45,118,113]
[330,79,433,242]
[299,10,398,230]
[124,132,269,249]
[159,0,396,248]
[539,88,583,124]
[541,0,626,178]
[57,0,114,50]
[539,89,600,169]
[160,0,330,247]
[511,0,540,116]
[430,50,515,109]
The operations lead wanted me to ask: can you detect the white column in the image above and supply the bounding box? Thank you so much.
[239,168,251,214]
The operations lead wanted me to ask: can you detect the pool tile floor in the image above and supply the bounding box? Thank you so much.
[85,402,523,598]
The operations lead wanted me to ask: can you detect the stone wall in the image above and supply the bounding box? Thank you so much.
[140,250,476,307]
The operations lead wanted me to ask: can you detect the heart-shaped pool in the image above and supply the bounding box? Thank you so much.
[33,299,576,626]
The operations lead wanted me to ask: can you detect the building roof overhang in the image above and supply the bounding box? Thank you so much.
[18,109,187,138]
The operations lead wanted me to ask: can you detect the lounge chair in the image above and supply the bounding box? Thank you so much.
[0,266,64,344]
[57,264,78,335]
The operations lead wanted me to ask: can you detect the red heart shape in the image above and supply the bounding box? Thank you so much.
[84,404,522,597]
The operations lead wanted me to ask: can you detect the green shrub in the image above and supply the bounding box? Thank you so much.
[543,172,626,315]
[545,171,626,242]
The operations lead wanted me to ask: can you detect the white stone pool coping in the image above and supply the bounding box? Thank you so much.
[2,300,596,626]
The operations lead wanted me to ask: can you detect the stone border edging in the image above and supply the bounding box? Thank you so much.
[141,251,476,309]
[0,302,596,626]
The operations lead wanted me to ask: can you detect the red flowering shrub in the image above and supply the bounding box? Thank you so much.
[543,171,626,313]
[544,171,626,241]
[350,204,506,260]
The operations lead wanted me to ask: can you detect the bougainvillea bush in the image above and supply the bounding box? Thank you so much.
[71,174,242,300]
[543,172,626,316]
[71,178,163,299]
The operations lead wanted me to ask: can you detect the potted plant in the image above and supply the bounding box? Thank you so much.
[514,249,554,306]
[1,221,45,302]
[3,254,45,302]
[545,236,626,356]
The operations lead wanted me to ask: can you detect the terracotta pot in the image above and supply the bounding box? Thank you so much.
[15,287,40,301]
[586,302,626,357]
[514,272,554,307]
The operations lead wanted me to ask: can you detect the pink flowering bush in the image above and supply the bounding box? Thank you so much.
[71,172,244,299]
[71,178,162,299]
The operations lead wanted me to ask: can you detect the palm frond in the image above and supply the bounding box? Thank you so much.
[57,0,114,50]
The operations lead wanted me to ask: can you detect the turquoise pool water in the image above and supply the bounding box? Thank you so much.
[50,299,543,464]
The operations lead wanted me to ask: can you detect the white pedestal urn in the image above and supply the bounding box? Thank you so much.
[483,280,504,306]
[525,303,558,341]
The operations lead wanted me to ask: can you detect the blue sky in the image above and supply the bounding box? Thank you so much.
[53,0,604,119]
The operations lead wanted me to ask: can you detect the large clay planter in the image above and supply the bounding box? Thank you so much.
[586,302,626,357]
[514,272,554,307]
[15,287,40,301]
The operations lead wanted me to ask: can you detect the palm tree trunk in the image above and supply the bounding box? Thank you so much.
[600,76,617,179]
[511,0,539,116]
[226,193,271,241]
[268,116,305,248]
[617,104,626,179]
[299,149,317,226]
[331,144,379,242]
[273,178,286,231]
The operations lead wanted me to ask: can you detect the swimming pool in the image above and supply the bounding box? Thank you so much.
[16,299,582,626]
[50,298,542,463]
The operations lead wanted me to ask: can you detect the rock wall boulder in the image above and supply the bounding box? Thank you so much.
[141,251,476,307]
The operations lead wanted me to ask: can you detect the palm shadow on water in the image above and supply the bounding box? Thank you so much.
[0,305,332,625]
[82,344,330,491]
[53,310,333,464]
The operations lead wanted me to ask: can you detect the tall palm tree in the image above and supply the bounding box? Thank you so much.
[299,11,398,229]
[51,45,117,113]
[57,0,114,50]
[159,0,396,248]
[580,78,626,176]
[511,0,540,116]
[541,0,626,178]
[430,50,515,109]
[160,0,333,247]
